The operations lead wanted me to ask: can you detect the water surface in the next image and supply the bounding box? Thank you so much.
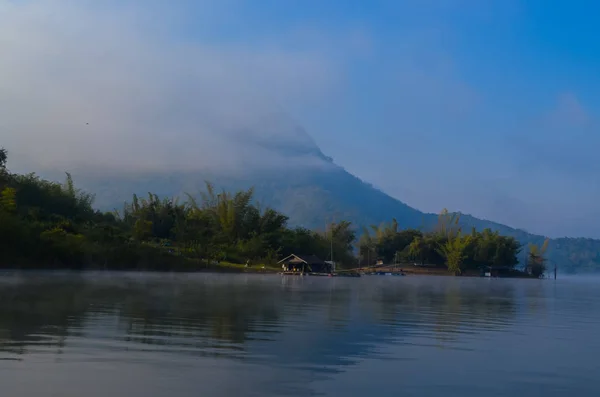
[0,272,597,396]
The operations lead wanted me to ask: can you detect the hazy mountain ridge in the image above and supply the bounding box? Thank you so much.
[32,112,594,274]
[69,162,600,274]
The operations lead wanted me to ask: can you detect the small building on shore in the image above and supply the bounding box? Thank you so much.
[279,254,332,274]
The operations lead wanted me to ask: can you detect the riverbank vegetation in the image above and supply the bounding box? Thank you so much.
[0,148,545,276]
[0,148,356,271]
[358,210,530,276]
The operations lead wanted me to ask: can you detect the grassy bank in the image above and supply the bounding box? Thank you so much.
[203,261,280,273]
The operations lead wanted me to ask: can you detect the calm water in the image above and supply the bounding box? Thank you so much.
[0,272,598,396]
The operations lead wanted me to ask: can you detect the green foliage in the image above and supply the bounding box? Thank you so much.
[407,234,445,265]
[0,187,17,213]
[40,227,88,267]
[0,150,357,270]
[358,209,522,275]
[133,219,153,241]
[437,232,472,275]
[0,147,7,171]
[0,149,561,275]
[360,219,424,265]
[88,165,600,274]
[436,208,461,238]
[527,239,549,278]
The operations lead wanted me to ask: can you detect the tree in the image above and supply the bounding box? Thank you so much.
[328,220,356,267]
[437,232,472,275]
[358,219,420,264]
[0,156,569,275]
[358,226,376,266]
[467,228,520,269]
[133,219,153,241]
[40,226,87,267]
[0,147,7,171]
[0,188,16,213]
[436,208,461,238]
[408,236,427,264]
[527,239,549,278]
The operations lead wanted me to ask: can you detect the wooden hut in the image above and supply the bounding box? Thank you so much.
[278,254,332,274]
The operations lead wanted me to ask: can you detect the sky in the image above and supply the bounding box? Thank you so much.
[1,0,599,238]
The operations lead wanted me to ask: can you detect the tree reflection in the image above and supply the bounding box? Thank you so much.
[357,278,518,347]
[0,274,523,362]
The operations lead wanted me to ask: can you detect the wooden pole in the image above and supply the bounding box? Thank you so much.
[330,218,334,271]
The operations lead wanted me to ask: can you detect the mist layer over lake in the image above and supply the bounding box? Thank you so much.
[0,273,597,396]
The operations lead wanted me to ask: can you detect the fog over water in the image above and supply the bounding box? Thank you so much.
[0,272,598,396]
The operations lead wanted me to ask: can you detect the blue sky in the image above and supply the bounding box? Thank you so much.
[1,0,599,238]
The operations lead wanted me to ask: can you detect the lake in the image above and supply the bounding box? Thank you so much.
[0,272,598,396]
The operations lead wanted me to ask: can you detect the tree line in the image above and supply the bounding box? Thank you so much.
[0,148,548,276]
[358,210,547,276]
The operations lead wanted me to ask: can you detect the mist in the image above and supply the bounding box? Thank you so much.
[4,1,600,240]
[0,0,338,175]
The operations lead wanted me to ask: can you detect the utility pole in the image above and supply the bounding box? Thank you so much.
[330,220,334,269]
[327,217,335,273]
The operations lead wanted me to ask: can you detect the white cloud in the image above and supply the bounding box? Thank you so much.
[0,0,343,174]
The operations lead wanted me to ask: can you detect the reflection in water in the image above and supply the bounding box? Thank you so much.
[0,274,518,358]
[0,273,598,396]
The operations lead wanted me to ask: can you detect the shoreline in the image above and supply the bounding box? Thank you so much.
[0,264,536,279]
[0,256,536,278]
[348,265,536,279]
[0,261,281,274]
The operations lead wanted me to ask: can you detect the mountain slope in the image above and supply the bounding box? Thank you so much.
[70,161,600,274]
[49,113,598,274]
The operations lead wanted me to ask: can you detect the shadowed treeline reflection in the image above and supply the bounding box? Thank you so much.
[3,273,600,397]
[0,273,530,363]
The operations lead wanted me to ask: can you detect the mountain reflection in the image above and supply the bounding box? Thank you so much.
[0,273,525,368]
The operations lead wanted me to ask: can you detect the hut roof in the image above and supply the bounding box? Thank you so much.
[278,254,326,265]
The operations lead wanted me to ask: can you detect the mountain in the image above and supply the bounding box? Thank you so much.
[59,114,600,274]
[69,164,600,274]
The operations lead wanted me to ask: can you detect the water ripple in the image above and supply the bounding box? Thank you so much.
[0,273,599,396]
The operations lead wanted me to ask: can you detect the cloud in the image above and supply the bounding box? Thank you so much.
[0,0,347,174]
[3,0,598,240]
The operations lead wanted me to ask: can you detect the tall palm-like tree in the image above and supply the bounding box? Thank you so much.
[527,239,549,278]
[436,208,461,238]
[437,232,472,275]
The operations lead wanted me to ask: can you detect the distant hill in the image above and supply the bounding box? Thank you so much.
[50,112,600,274]
[68,163,599,274]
